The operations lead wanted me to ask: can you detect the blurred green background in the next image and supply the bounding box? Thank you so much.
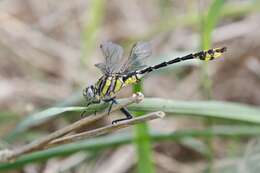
[0,0,260,172]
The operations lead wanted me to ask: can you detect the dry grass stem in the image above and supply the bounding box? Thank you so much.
[47,111,165,148]
[0,93,144,163]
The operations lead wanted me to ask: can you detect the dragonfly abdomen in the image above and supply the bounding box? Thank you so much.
[138,47,226,75]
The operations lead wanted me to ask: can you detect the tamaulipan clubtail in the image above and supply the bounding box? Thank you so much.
[82,41,226,124]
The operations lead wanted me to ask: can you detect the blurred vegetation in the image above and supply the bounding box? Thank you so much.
[133,83,155,173]
[0,0,260,173]
[200,1,225,171]
[82,0,105,65]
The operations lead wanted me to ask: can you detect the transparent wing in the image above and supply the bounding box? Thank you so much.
[95,42,124,74]
[120,41,152,73]
[94,63,107,74]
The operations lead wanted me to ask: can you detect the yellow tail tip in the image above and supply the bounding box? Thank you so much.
[216,46,227,53]
[202,46,227,61]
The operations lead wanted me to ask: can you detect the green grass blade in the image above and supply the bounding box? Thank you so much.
[129,99,260,123]
[201,0,225,49]
[8,98,260,139]
[200,1,225,171]
[200,0,225,99]
[200,0,225,97]
[134,121,155,173]
[2,126,260,170]
[133,82,155,173]
[5,104,108,141]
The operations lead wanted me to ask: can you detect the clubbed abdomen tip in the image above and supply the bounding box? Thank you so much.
[199,46,227,61]
[216,46,227,53]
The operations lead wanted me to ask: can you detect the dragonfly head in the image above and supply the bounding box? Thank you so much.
[83,85,99,104]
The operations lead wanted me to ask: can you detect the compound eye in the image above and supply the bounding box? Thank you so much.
[87,87,94,97]
[83,87,93,98]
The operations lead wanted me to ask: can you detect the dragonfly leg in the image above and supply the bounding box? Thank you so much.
[80,100,100,118]
[112,108,133,124]
[80,110,87,118]
[80,102,91,118]
[109,98,133,124]
[108,98,115,115]
[103,97,116,115]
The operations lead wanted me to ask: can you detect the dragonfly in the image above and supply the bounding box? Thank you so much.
[82,41,226,124]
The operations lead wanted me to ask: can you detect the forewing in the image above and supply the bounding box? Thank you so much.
[94,63,107,74]
[95,42,124,74]
[120,41,152,73]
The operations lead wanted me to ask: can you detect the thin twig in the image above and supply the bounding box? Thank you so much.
[0,93,144,163]
[47,111,165,148]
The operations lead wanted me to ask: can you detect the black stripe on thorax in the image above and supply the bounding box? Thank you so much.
[99,75,108,95]
[95,77,102,95]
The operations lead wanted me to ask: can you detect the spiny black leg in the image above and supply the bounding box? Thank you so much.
[108,101,114,115]
[80,102,91,118]
[80,110,87,118]
[104,97,116,115]
[112,109,133,124]
[81,110,96,118]
[110,98,133,124]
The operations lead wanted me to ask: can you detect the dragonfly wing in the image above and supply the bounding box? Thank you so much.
[95,42,124,74]
[94,63,107,74]
[120,41,152,73]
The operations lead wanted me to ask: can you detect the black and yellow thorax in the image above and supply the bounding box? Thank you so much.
[94,73,142,100]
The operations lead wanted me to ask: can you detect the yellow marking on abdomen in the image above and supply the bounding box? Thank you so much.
[202,47,226,61]
[124,75,138,85]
